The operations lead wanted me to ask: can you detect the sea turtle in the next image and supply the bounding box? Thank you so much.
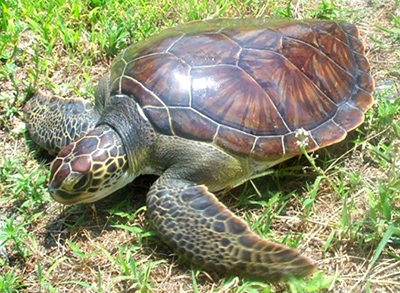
[24,19,374,281]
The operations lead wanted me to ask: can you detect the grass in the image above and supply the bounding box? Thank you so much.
[0,0,399,292]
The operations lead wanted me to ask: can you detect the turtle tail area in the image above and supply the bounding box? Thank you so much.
[23,93,100,155]
[146,177,315,282]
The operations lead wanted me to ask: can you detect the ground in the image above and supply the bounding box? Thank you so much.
[0,0,399,292]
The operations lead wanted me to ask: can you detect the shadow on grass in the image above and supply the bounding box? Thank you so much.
[41,175,155,247]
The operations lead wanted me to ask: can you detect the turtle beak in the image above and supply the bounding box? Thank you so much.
[48,182,81,205]
[48,183,67,204]
[47,181,58,200]
[48,175,66,203]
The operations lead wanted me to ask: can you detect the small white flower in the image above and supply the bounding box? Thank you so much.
[295,128,311,148]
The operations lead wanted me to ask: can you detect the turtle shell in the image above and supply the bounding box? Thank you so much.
[109,19,374,160]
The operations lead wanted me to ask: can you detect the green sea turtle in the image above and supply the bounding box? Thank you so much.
[24,19,374,281]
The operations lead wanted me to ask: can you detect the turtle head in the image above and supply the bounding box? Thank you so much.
[48,125,135,204]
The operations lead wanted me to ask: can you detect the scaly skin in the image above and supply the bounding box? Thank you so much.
[23,93,99,155]
[147,177,315,281]
[48,125,133,204]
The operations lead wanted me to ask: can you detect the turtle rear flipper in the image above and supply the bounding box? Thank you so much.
[147,177,315,281]
[24,93,100,155]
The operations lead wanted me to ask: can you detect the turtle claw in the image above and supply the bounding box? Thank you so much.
[146,177,315,281]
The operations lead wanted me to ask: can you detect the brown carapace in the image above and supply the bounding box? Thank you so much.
[110,19,373,159]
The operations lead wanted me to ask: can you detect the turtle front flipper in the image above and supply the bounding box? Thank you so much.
[146,177,315,281]
[24,93,100,155]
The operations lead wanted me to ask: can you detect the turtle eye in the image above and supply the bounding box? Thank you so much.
[73,174,90,190]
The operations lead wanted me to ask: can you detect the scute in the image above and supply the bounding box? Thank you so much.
[191,65,288,135]
[142,107,173,135]
[121,54,191,107]
[281,38,355,103]
[239,49,337,130]
[110,19,374,159]
[311,120,347,148]
[277,22,319,47]
[223,28,282,51]
[253,136,284,160]
[215,126,256,157]
[169,33,241,66]
[170,108,217,142]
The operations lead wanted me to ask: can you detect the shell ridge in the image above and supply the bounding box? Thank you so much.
[118,58,128,94]
[191,64,238,69]
[241,47,343,109]
[329,117,347,133]
[332,101,365,132]
[355,85,372,95]
[308,118,348,150]
[236,46,243,67]
[342,30,374,94]
[285,35,355,81]
[271,48,344,113]
[353,51,370,71]
[120,47,128,61]
[249,136,258,155]
[166,51,191,68]
[215,26,225,33]
[310,26,323,52]
[122,75,176,135]
[218,27,262,68]
[232,61,292,133]
[315,26,353,51]
[336,101,364,117]
[110,77,121,95]
[165,33,185,53]
[146,105,224,140]
[309,117,345,142]
[123,76,168,108]
[239,48,338,132]
[338,22,374,112]
[212,124,221,142]
[307,133,320,149]
[143,105,168,110]
[282,35,358,107]
[184,106,258,139]
[345,82,364,110]
[125,52,176,68]
[124,53,191,108]
[332,22,360,77]
[220,27,282,52]
[188,67,193,107]
[219,30,250,48]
